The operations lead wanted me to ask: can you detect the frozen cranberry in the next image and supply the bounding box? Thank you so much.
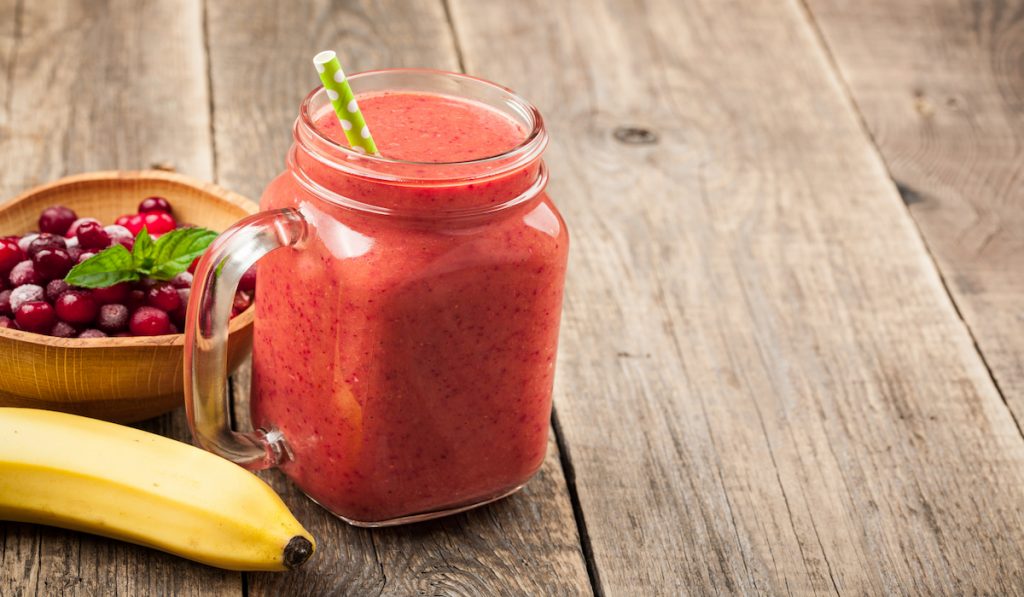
[97,303,129,332]
[9,284,43,313]
[172,287,190,325]
[126,289,147,310]
[66,245,83,262]
[0,238,25,275]
[171,272,193,289]
[76,251,97,264]
[130,306,170,336]
[138,196,172,214]
[0,315,15,329]
[104,225,134,249]
[32,248,73,280]
[0,290,11,316]
[55,290,98,325]
[17,234,38,254]
[187,256,201,274]
[27,233,66,256]
[141,212,176,235]
[9,261,41,286]
[77,329,108,339]
[238,266,257,292]
[45,279,69,302]
[38,206,78,235]
[147,282,181,311]
[232,290,252,313]
[65,217,101,239]
[15,301,55,333]
[92,282,130,305]
[75,221,111,250]
[49,321,76,338]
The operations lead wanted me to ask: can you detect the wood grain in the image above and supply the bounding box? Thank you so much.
[448,0,1024,593]
[804,0,1024,427]
[204,1,591,595]
[0,0,239,594]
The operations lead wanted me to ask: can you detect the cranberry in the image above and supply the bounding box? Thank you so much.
[147,282,181,311]
[75,221,111,250]
[97,303,129,332]
[15,301,55,333]
[122,214,145,236]
[9,260,41,286]
[171,272,193,289]
[168,322,179,334]
[0,238,25,275]
[113,332,132,337]
[76,251,97,264]
[138,196,172,214]
[45,279,69,302]
[17,234,38,254]
[65,217,101,239]
[77,329,108,339]
[32,248,73,280]
[238,266,257,292]
[27,233,66,256]
[92,282,130,305]
[9,284,43,312]
[55,290,98,324]
[232,290,252,313]
[0,290,12,315]
[66,245,83,262]
[126,289,147,310]
[49,321,76,338]
[172,287,190,325]
[38,206,78,235]
[0,315,15,329]
[142,212,176,235]
[187,257,201,274]
[104,225,134,249]
[130,306,170,336]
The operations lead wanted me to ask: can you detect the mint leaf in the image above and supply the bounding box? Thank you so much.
[133,226,156,275]
[147,227,218,280]
[64,245,140,288]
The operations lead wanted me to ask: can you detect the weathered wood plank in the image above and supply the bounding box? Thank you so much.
[804,0,1024,425]
[448,0,1024,593]
[204,1,591,594]
[0,0,237,594]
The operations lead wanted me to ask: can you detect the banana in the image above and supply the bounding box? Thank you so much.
[0,407,314,571]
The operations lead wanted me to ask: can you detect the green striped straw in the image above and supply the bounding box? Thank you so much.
[313,50,379,155]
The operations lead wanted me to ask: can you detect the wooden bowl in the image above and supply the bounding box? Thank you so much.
[0,171,256,422]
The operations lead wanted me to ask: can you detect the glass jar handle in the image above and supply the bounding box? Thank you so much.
[184,208,307,470]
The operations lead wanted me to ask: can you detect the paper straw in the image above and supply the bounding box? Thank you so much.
[313,50,379,155]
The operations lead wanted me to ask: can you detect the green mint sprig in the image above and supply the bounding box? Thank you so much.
[65,226,218,288]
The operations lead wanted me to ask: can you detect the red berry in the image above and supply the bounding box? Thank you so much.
[17,234,38,254]
[45,279,69,302]
[8,284,43,312]
[115,214,132,227]
[65,218,101,239]
[92,282,130,305]
[97,303,129,332]
[75,221,111,250]
[232,290,252,313]
[9,260,41,286]
[130,306,170,336]
[142,212,176,235]
[49,321,76,338]
[76,251,97,264]
[126,289,147,310]
[32,248,73,280]
[0,238,26,275]
[147,282,181,311]
[122,214,145,235]
[55,290,98,325]
[77,329,108,339]
[0,290,12,316]
[172,287,190,325]
[66,245,83,262]
[138,196,172,214]
[171,272,193,289]
[105,225,134,249]
[0,315,15,329]
[168,322,179,334]
[187,256,201,274]
[27,233,66,257]
[15,301,55,333]
[238,266,257,292]
[38,206,78,235]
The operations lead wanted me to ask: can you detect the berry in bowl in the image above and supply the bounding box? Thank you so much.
[0,171,255,422]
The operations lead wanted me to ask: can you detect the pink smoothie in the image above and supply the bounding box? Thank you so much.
[251,89,568,522]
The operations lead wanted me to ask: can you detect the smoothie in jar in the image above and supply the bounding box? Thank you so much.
[250,78,568,524]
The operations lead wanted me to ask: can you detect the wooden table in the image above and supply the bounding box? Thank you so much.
[2,0,1022,594]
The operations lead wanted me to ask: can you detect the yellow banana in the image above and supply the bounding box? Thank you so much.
[0,407,314,571]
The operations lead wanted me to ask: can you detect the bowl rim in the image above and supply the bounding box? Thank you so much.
[0,170,257,348]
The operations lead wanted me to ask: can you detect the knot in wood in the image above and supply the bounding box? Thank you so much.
[613,126,658,145]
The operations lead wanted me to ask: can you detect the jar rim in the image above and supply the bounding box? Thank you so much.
[296,68,548,172]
